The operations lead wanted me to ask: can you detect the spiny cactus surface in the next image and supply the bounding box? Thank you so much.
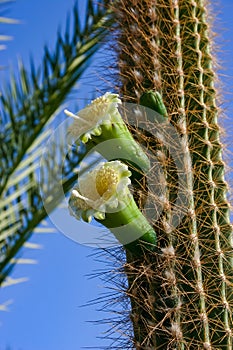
[111,0,233,349]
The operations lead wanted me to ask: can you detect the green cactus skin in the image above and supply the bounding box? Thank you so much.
[111,0,233,349]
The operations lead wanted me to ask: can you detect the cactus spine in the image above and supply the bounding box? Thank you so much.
[112,0,233,348]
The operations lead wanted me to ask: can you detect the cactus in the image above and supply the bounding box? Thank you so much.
[110,0,233,349]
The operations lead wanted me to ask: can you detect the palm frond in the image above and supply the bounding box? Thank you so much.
[0,0,113,285]
[0,0,18,51]
[1,276,28,287]
[0,299,13,311]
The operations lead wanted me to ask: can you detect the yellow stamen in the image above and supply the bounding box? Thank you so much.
[96,165,119,199]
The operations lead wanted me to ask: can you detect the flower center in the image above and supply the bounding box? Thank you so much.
[95,166,119,199]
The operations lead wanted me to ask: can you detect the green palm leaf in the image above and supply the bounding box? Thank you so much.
[0,0,18,51]
[0,0,113,285]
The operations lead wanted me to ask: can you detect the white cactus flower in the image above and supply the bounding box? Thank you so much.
[69,160,132,223]
[64,92,150,173]
[69,160,157,254]
[65,92,122,143]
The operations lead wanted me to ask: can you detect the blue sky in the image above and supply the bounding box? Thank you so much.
[0,1,233,350]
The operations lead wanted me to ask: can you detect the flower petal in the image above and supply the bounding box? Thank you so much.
[68,160,132,222]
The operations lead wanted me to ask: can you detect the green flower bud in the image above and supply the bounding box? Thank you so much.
[140,91,168,119]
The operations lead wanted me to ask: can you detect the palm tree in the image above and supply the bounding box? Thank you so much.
[0,0,113,288]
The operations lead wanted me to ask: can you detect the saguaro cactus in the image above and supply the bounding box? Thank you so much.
[111,0,233,349]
